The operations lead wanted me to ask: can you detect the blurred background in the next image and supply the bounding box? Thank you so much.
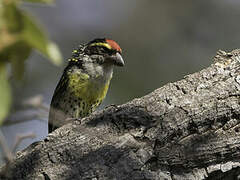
[1,0,240,164]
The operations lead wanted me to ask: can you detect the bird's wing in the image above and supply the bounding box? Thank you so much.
[48,67,90,133]
[48,72,69,133]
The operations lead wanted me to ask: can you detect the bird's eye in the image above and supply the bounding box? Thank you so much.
[97,56,105,64]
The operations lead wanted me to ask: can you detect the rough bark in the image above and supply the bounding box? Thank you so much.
[1,49,240,180]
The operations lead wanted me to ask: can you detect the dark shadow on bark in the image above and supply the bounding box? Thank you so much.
[206,167,240,180]
[85,105,156,134]
[0,141,42,180]
[58,145,154,180]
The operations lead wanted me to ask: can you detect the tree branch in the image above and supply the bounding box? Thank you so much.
[1,49,240,180]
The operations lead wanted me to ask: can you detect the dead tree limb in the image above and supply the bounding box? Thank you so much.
[1,49,240,180]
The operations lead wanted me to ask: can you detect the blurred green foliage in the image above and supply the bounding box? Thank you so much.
[0,0,62,125]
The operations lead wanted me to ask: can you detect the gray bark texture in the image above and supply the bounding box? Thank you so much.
[1,49,240,180]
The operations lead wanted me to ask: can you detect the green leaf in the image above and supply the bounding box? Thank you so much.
[2,2,23,33]
[0,3,62,66]
[45,42,62,66]
[0,41,32,80]
[20,11,62,66]
[0,63,11,125]
[22,0,55,4]
[10,42,32,80]
[0,2,21,51]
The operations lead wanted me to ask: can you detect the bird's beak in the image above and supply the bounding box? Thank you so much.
[115,52,124,66]
[107,52,124,67]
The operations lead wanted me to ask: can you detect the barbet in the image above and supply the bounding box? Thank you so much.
[48,38,124,133]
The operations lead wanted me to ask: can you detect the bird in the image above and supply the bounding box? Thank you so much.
[48,38,124,133]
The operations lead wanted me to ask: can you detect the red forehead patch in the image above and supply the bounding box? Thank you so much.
[106,39,122,53]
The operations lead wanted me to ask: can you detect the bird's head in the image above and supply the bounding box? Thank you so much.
[68,38,124,68]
